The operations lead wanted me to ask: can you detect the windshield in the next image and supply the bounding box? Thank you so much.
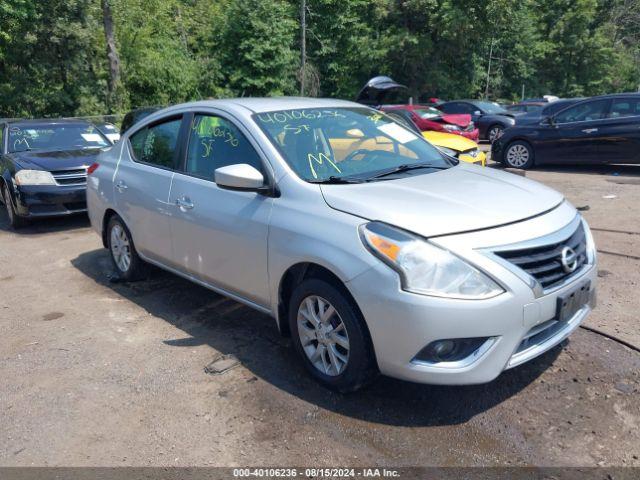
[8,124,109,153]
[474,101,507,114]
[254,107,452,182]
[414,107,442,119]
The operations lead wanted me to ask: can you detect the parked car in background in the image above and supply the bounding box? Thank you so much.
[492,93,640,169]
[437,100,516,142]
[380,105,479,141]
[515,98,584,126]
[383,110,485,165]
[505,102,546,115]
[0,119,110,227]
[119,106,162,134]
[94,122,121,144]
[88,97,596,392]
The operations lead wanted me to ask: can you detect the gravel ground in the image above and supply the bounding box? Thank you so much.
[0,163,639,467]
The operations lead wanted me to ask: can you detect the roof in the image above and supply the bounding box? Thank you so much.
[4,118,95,127]
[162,97,361,115]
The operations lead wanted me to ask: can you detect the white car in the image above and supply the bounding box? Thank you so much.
[86,98,597,392]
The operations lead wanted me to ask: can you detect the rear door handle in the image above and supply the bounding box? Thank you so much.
[582,128,598,133]
[176,196,194,210]
[115,180,128,192]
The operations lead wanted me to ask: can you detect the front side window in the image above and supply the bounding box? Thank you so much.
[554,100,609,123]
[185,114,263,180]
[8,123,109,153]
[608,98,640,119]
[254,107,451,183]
[129,118,182,169]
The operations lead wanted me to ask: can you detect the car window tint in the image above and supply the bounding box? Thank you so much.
[441,102,464,114]
[185,114,263,180]
[129,118,182,168]
[608,98,640,118]
[554,100,609,123]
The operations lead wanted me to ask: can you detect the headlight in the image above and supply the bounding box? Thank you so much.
[582,218,597,264]
[14,170,57,186]
[436,146,458,158]
[443,124,461,131]
[360,222,504,299]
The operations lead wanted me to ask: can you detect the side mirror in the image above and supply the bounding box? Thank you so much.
[474,110,482,116]
[542,116,555,126]
[215,164,265,191]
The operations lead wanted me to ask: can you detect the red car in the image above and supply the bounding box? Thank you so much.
[380,104,479,141]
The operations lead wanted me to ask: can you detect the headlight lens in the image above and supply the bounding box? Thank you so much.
[15,170,56,186]
[436,146,458,158]
[582,218,597,264]
[360,222,504,299]
[443,124,461,131]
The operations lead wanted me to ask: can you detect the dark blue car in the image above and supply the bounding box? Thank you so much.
[0,119,110,228]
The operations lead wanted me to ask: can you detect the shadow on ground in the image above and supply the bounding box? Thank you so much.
[0,208,90,234]
[490,161,640,178]
[72,248,563,427]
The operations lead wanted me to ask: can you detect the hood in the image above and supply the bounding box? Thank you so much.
[356,76,407,106]
[10,148,102,171]
[320,164,564,238]
[439,113,471,127]
[422,131,478,152]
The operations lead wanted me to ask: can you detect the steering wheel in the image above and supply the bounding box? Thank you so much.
[343,148,372,163]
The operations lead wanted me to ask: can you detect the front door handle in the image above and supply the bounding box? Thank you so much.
[582,128,598,133]
[115,180,128,192]
[176,197,194,210]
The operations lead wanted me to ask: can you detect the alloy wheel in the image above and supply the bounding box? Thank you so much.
[110,224,132,273]
[297,295,350,376]
[489,126,503,142]
[506,144,530,167]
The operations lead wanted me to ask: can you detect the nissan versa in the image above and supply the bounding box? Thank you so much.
[87,98,597,392]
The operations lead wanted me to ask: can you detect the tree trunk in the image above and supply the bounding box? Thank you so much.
[101,0,121,111]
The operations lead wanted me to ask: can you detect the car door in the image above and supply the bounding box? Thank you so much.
[114,115,185,265]
[598,97,640,164]
[536,99,611,164]
[168,112,273,307]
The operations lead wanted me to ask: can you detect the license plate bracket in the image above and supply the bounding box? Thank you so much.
[556,280,591,323]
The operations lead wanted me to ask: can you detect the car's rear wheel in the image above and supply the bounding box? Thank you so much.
[2,184,27,229]
[288,278,377,393]
[504,140,535,169]
[106,215,145,281]
[488,124,504,142]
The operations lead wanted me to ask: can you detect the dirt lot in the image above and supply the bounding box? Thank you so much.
[0,162,639,467]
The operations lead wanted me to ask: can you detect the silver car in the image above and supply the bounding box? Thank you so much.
[87,98,597,392]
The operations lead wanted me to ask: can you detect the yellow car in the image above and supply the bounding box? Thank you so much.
[422,130,486,166]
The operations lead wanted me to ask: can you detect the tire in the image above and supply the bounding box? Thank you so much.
[2,184,28,229]
[106,215,145,281]
[504,140,535,169]
[288,278,378,393]
[487,124,504,143]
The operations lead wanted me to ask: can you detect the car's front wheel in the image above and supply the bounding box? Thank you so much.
[2,184,27,229]
[504,140,535,169]
[289,278,378,393]
[488,124,504,143]
[106,215,145,281]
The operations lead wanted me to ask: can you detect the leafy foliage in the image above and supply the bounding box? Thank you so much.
[0,0,638,118]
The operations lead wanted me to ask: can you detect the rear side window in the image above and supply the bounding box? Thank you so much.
[608,98,640,119]
[129,118,182,169]
[554,100,609,123]
[184,114,263,180]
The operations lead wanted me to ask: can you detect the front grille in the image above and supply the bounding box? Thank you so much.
[494,223,587,291]
[51,168,87,186]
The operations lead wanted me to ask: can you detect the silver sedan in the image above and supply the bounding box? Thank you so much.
[87,98,597,392]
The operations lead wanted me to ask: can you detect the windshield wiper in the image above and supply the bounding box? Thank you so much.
[308,176,364,184]
[364,163,447,181]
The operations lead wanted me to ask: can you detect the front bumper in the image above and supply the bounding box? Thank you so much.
[458,128,480,142]
[346,205,596,385]
[13,184,87,218]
